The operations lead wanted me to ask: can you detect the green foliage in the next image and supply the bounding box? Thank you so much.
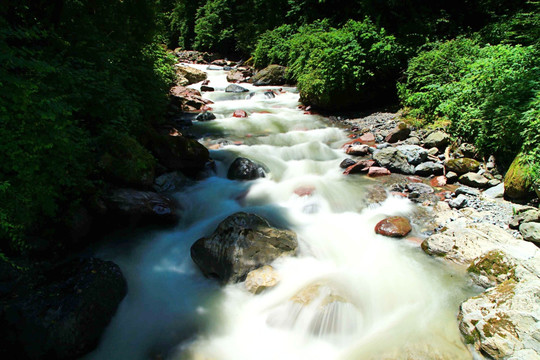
[400,38,540,169]
[252,25,295,68]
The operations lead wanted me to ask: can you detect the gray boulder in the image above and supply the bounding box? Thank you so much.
[225,84,249,93]
[190,212,298,283]
[519,222,540,244]
[396,145,428,165]
[423,131,450,149]
[449,194,468,209]
[373,147,415,174]
[414,162,444,176]
[459,172,489,188]
[251,65,287,86]
[227,157,266,180]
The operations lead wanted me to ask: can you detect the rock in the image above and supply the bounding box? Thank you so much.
[423,131,450,149]
[358,132,375,143]
[446,171,459,183]
[368,167,391,177]
[483,183,505,199]
[148,133,210,175]
[428,147,439,156]
[339,158,357,169]
[455,186,480,197]
[105,188,179,224]
[430,176,447,187]
[175,64,207,85]
[251,65,287,86]
[345,144,370,156]
[190,213,297,283]
[232,109,248,118]
[519,223,540,244]
[227,157,266,180]
[196,111,216,121]
[365,184,388,204]
[488,179,501,187]
[0,258,126,359]
[211,59,228,66]
[373,147,415,174]
[414,162,444,176]
[395,145,428,165]
[375,216,412,237]
[384,123,411,143]
[227,68,252,83]
[200,85,214,92]
[169,86,213,112]
[456,143,477,158]
[403,136,421,146]
[206,65,222,71]
[467,250,517,288]
[509,210,540,229]
[343,159,375,175]
[504,154,534,200]
[406,183,434,194]
[225,84,249,93]
[445,158,481,174]
[459,172,489,188]
[244,265,280,294]
[153,171,192,193]
[449,194,468,209]
[264,90,276,99]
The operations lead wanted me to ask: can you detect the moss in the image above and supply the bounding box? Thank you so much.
[504,153,534,200]
[483,314,517,338]
[463,327,482,344]
[467,250,517,283]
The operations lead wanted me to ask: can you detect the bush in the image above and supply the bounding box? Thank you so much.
[252,24,295,68]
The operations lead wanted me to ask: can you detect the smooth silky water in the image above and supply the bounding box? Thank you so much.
[86,65,480,360]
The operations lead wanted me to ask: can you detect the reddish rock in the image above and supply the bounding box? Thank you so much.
[170,86,213,112]
[294,186,315,197]
[368,167,391,177]
[233,110,248,118]
[375,216,412,238]
[343,160,376,175]
[345,144,370,156]
[430,176,447,187]
[384,123,411,143]
[358,132,375,143]
[406,176,423,183]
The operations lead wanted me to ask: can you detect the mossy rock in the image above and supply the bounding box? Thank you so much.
[98,133,156,188]
[467,250,517,287]
[445,158,480,175]
[504,154,533,200]
[251,64,287,86]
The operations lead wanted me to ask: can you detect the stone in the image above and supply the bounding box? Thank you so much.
[365,184,388,204]
[264,90,276,99]
[467,250,517,288]
[148,133,210,175]
[395,145,428,165]
[251,64,287,86]
[339,158,357,169]
[227,157,266,180]
[483,183,505,199]
[105,188,178,224]
[358,132,375,143]
[375,216,412,237]
[232,109,248,118]
[445,158,481,174]
[345,144,371,156]
[226,67,252,83]
[343,159,375,175]
[504,154,534,200]
[488,179,501,187]
[190,212,298,283]
[245,265,280,294]
[428,147,439,156]
[403,136,421,146]
[446,171,459,183]
[175,64,207,85]
[206,65,222,71]
[509,210,540,229]
[368,167,391,177]
[459,172,489,188]
[170,86,213,112]
[0,258,126,359]
[384,123,411,143]
[200,85,214,92]
[414,162,445,176]
[456,143,477,158]
[225,84,249,93]
[430,176,447,187]
[455,186,481,197]
[196,111,216,121]
[448,194,468,209]
[519,223,540,244]
[373,147,415,174]
[423,131,450,149]
[406,183,434,194]
[153,172,192,193]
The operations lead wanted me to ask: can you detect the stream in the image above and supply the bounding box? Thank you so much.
[87,65,478,360]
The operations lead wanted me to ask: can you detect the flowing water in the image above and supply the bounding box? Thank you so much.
[87,65,479,360]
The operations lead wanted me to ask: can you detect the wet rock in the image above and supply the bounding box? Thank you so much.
[483,183,505,199]
[366,184,388,204]
[195,111,216,121]
[227,157,266,180]
[395,145,428,165]
[225,84,249,93]
[455,186,480,197]
[339,158,357,169]
[406,183,434,194]
[414,162,444,176]
[488,179,501,187]
[449,194,468,209]
[343,159,375,175]
[148,133,210,175]
[245,265,280,294]
[446,158,481,174]
[368,167,391,177]
[504,154,534,200]
[232,109,248,118]
[251,65,287,86]
[190,212,297,283]
[105,188,179,224]
[0,258,127,359]
[423,131,450,149]
[170,86,213,112]
[264,90,276,99]
[174,64,207,86]
[459,172,489,188]
[373,147,415,174]
[403,136,421,146]
[519,223,540,244]
[200,85,214,92]
[375,216,412,237]
[153,171,193,193]
[384,123,411,143]
[345,144,370,156]
[227,67,252,83]
[430,176,447,187]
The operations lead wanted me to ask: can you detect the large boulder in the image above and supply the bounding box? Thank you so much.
[519,223,540,244]
[415,162,444,176]
[148,132,210,175]
[384,123,411,143]
[504,154,534,200]
[459,172,489,188]
[251,65,287,86]
[225,84,249,93]
[227,157,266,180]
[373,147,415,174]
[226,67,253,83]
[395,145,428,165]
[104,188,179,224]
[190,212,298,283]
[445,158,481,175]
[169,86,213,112]
[423,131,450,149]
[174,64,207,86]
[0,258,127,359]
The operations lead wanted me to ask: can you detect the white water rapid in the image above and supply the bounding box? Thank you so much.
[87,65,479,360]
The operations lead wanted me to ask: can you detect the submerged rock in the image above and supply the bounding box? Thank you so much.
[375,216,412,238]
[190,212,298,283]
[227,157,266,180]
[195,111,216,121]
[105,188,179,224]
[232,109,248,118]
[225,84,249,93]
